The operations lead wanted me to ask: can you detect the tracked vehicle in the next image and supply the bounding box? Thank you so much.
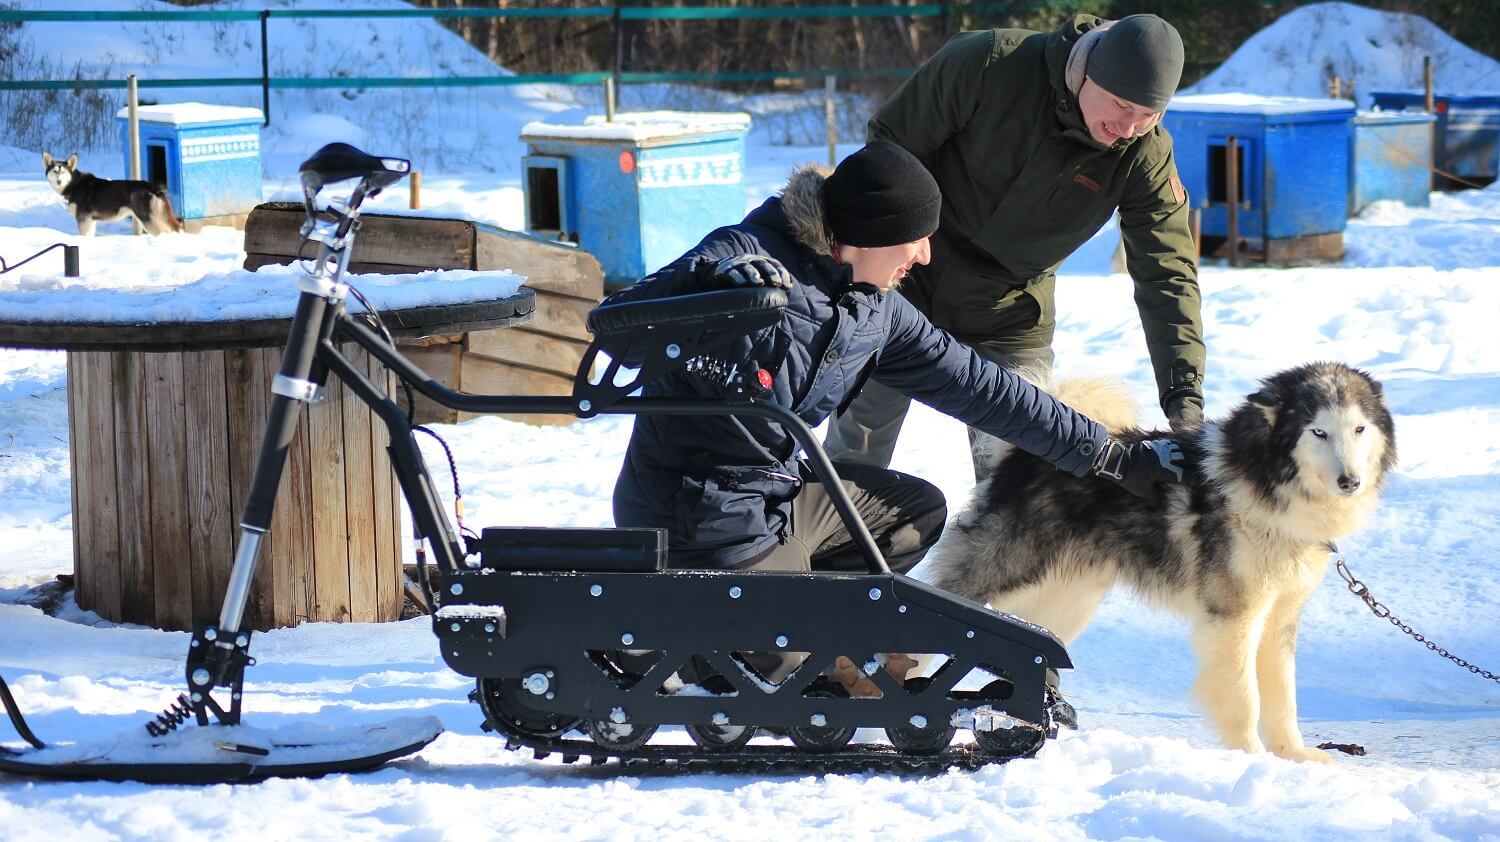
[1,144,1071,782]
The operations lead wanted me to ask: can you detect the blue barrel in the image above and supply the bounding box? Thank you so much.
[1350,110,1436,213]
[521,112,751,287]
[1369,92,1500,187]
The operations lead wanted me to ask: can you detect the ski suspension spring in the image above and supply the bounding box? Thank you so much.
[146,694,195,737]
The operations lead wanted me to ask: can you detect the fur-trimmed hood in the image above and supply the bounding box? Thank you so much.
[777,163,837,257]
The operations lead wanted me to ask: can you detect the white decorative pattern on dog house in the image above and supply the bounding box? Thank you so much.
[115,102,264,223]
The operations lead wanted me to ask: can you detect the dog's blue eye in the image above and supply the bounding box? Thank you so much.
[1311,428,1327,438]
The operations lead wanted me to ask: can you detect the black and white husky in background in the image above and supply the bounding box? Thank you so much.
[43,151,184,236]
[928,362,1396,763]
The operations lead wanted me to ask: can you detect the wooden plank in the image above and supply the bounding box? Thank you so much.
[368,350,401,621]
[143,352,193,631]
[307,353,352,624]
[525,290,596,343]
[1265,232,1344,264]
[456,356,577,426]
[475,227,604,299]
[75,352,122,620]
[464,327,589,378]
[110,352,155,625]
[243,203,476,270]
[400,343,463,426]
[66,354,85,610]
[341,344,379,623]
[183,350,233,624]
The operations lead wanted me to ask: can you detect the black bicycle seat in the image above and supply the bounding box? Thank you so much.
[299,142,410,192]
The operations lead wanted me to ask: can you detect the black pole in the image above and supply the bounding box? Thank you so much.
[260,10,271,126]
[612,2,623,106]
[63,245,79,278]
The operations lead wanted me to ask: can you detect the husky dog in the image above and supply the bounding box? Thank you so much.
[928,362,1396,763]
[42,151,184,236]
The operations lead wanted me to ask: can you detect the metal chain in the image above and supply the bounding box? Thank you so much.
[1332,545,1500,684]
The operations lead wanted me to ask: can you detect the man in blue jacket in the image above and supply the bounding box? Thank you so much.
[605,140,1182,582]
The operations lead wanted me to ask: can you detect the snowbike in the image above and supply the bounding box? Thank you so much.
[1,143,1072,783]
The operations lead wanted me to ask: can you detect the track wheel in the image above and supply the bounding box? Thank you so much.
[476,677,580,738]
[788,680,855,753]
[686,720,757,751]
[973,722,1045,758]
[586,716,657,751]
[883,677,955,755]
[970,679,1045,759]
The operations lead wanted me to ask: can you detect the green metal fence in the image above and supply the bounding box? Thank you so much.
[0,4,998,125]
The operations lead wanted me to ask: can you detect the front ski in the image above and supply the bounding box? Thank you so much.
[0,715,442,784]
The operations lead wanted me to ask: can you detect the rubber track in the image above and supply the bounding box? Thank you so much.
[473,697,1045,774]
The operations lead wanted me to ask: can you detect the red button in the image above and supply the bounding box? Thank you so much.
[757,368,773,389]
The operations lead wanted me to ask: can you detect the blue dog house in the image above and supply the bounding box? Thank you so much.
[1350,110,1436,214]
[116,102,264,222]
[1368,92,1500,188]
[520,111,751,287]
[1163,94,1354,262]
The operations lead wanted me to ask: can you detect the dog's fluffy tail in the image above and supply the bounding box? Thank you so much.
[975,370,1139,470]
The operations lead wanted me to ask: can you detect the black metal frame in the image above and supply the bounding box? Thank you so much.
[185,157,905,727]
[168,153,1073,775]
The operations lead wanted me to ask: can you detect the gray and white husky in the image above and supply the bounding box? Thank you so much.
[43,151,184,236]
[928,361,1396,763]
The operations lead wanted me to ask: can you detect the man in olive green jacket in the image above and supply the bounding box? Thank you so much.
[826,13,1206,476]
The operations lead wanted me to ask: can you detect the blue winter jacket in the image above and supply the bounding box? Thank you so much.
[605,164,1108,568]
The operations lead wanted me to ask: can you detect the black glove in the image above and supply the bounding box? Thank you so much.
[1091,437,1186,502]
[1165,396,1204,433]
[710,254,794,290]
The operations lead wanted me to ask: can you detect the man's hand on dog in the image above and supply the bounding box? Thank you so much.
[711,254,794,290]
[1091,438,1186,502]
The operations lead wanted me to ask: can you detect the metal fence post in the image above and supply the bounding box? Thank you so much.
[260,10,271,126]
[825,74,837,167]
[612,2,623,107]
[604,77,616,121]
[127,74,143,235]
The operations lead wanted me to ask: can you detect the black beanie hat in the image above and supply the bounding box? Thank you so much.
[1087,14,1184,112]
[823,140,941,248]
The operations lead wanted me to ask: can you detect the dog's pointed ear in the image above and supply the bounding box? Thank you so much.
[42,151,53,167]
[1248,389,1277,426]
[66,154,78,170]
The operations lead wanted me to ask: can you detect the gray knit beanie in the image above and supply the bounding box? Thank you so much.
[1086,14,1184,111]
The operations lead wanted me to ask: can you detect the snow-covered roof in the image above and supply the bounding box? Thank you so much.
[521,110,752,143]
[1356,109,1437,124]
[113,102,265,126]
[1169,93,1356,116]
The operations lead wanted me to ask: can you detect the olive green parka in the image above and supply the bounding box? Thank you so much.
[871,15,1206,419]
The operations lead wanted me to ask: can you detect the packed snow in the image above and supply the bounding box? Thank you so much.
[2,1,1498,840]
[1186,1,1500,108]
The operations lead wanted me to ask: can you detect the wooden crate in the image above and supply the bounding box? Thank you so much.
[243,202,603,425]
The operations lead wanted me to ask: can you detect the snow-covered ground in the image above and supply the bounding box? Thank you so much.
[1187,1,1500,108]
[2,2,1499,839]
